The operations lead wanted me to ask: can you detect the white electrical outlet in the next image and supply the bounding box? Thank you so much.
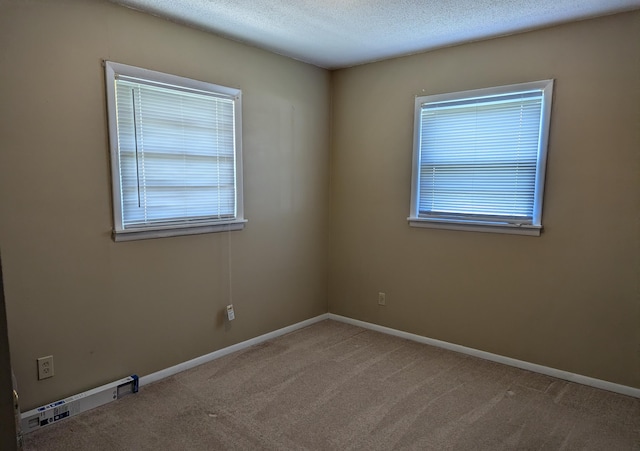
[378,292,386,306]
[37,356,54,380]
[226,304,235,321]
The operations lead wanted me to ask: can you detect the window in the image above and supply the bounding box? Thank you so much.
[409,80,554,236]
[105,61,245,241]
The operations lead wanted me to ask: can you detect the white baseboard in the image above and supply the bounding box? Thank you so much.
[139,313,330,387]
[328,313,640,399]
[139,312,639,399]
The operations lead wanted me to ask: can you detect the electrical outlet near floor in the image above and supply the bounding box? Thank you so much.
[37,355,54,380]
[378,292,386,306]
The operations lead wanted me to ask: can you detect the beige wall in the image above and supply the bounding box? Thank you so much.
[329,11,640,388]
[1,0,638,413]
[0,0,330,409]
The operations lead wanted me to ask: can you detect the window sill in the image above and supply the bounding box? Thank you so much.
[407,218,541,236]
[113,220,247,242]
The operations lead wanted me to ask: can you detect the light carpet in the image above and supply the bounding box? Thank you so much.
[23,320,640,450]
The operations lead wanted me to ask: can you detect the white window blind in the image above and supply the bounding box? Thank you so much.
[410,80,553,235]
[105,62,245,241]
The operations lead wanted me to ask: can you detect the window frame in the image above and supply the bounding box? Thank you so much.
[408,80,554,236]
[105,61,246,241]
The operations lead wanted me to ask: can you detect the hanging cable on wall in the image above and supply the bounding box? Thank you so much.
[225,223,235,321]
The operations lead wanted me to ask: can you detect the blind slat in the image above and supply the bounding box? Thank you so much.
[417,88,545,222]
[115,78,237,229]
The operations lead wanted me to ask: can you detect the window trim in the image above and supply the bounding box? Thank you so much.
[408,80,554,236]
[104,61,246,241]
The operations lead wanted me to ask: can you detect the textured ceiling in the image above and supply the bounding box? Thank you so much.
[111,0,640,69]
